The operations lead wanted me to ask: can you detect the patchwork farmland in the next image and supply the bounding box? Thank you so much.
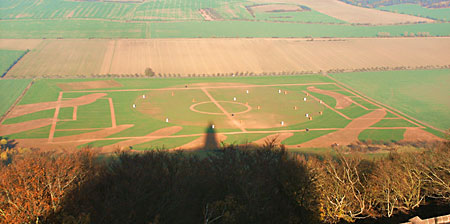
[0,75,444,151]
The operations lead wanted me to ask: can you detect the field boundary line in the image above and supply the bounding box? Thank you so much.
[201,88,247,132]
[0,79,34,124]
[304,90,352,120]
[61,82,336,93]
[324,74,435,131]
[48,92,63,142]
[108,98,117,128]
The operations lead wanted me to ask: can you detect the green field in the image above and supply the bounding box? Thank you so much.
[330,69,450,131]
[0,79,31,119]
[0,50,26,76]
[1,73,444,150]
[358,129,406,142]
[379,4,450,21]
[1,0,450,38]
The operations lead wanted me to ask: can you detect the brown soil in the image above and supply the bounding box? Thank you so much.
[402,128,444,142]
[9,38,450,77]
[102,126,183,152]
[172,133,227,150]
[15,124,133,150]
[253,0,433,24]
[252,132,294,145]
[0,118,53,136]
[7,93,106,119]
[199,9,214,21]
[58,80,122,91]
[294,109,386,147]
[0,39,43,51]
[307,86,353,109]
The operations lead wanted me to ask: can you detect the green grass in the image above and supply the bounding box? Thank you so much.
[56,99,111,129]
[1,19,450,39]
[379,4,450,21]
[358,129,406,142]
[330,69,450,131]
[371,119,418,128]
[0,79,31,118]
[78,139,124,149]
[223,133,270,145]
[8,75,426,146]
[2,109,54,125]
[351,97,380,110]
[133,136,200,150]
[0,50,26,76]
[338,104,371,119]
[282,130,336,145]
[6,125,51,139]
[53,129,95,138]
[253,8,346,24]
[149,21,450,38]
[58,107,74,120]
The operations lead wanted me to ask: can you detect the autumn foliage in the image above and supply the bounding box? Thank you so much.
[0,139,448,224]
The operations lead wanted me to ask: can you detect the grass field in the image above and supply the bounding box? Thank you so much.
[0,74,441,151]
[0,79,31,119]
[0,50,26,76]
[330,69,450,131]
[0,15,450,39]
[379,4,450,21]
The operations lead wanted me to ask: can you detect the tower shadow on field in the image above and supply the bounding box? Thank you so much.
[203,122,219,150]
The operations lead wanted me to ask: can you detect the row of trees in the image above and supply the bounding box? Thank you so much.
[0,139,449,223]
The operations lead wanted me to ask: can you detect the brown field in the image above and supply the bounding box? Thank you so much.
[5,37,450,77]
[8,39,109,77]
[0,39,43,50]
[251,0,434,24]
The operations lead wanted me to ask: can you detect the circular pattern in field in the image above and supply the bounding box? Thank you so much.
[190,101,251,115]
[135,84,325,129]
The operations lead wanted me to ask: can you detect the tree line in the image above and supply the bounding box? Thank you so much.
[0,137,449,223]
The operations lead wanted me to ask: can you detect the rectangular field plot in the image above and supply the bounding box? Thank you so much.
[0,76,443,150]
[330,69,450,131]
[8,38,450,77]
[0,79,31,119]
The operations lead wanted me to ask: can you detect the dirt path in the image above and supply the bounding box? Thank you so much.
[48,92,63,142]
[295,109,386,147]
[402,128,444,142]
[15,124,134,150]
[307,86,354,109]
[108,98,116,128]
[305,90,351,120]
[7,93,107,119]
[252,132,294,146]
[102,126,183,152]
[0,118,53,136]
[172,133,227,151]
[201,88,247,132]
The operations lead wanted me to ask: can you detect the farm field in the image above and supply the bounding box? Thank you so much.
[0,49,26,76]
[5,37,450,77]
[0,75,443,151]
[2,20,450,39]
[329,69,450,131]
[0,79,31,118]
[252,0,433,24]
[379,4,450,21]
